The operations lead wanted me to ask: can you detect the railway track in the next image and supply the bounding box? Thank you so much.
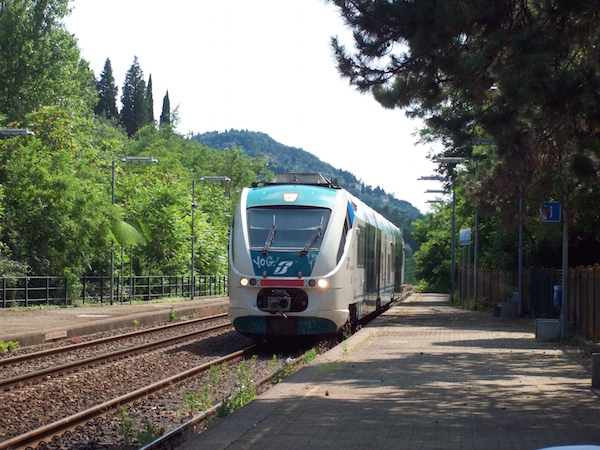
[0,294,405,449]
[0,312,228,368]
[0,338,313,450]
[0,316,231,391]
[0,313,256,448]
[0,347,255,450]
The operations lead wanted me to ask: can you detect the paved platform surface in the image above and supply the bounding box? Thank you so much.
[180,293,600,450]
[0,296,228,346]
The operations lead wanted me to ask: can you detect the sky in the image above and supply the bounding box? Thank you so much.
[64,0,440,213]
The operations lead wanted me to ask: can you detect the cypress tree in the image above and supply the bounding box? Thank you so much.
[146,74,154,123]
[120,56,150,137]
[94,58,119,120]
[159,90,171,127]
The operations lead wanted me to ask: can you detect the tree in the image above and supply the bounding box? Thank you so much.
[0,107,114,281]
[327,0,600,215]
[0,0,97,122]
[95,58,119,120]
[159,90,170,127]
[120,56,150,137]
[145,74,154,123]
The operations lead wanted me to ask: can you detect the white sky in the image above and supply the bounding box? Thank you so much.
[64,0,440,213]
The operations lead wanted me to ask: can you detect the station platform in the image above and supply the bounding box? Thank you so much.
[0,296,228,347]
[180,293,600,450]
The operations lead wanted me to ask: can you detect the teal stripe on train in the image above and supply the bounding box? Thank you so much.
[246,184,338,208]
[233,316,338,335]
[250,250,318,277]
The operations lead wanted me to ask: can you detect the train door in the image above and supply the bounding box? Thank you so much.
[364,224,381,314]
[393,239,405,293]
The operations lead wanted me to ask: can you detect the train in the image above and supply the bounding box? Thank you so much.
[228,173,405,341]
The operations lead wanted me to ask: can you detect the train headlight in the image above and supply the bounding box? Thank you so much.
[317,279,328,288]
[240,277,249,287]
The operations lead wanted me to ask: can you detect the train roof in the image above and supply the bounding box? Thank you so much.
[349,193,403,238]
[252,173,339,188]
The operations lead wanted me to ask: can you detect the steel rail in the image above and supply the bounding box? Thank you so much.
[0,346,254,450]
[0,321,232,390]
[0,312,228,367]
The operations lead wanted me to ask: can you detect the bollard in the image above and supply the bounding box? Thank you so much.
[593,353,600,389]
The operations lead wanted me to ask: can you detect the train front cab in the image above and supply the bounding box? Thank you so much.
[228,182,355,338]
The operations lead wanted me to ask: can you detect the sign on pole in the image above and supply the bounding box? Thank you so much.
[459,228,471,246]
[539,201,561,223]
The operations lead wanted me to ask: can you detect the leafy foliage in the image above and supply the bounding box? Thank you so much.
[1,107,112,281]
[0,0,97,122]
[326,0,600,285]
[3,0,599,296]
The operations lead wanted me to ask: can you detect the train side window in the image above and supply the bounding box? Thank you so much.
[357,225,365,268]
[337,210,352,263]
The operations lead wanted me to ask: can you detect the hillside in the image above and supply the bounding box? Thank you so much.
[192,130,422,258]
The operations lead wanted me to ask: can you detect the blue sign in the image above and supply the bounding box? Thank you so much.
[540,201,561,223]
[459,228,471,246]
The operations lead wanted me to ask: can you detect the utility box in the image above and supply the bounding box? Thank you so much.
[535,318,561,341]
[593,354,600,389]
[501,302,518,318]
[493,303,501,317]
[493,302,518,318]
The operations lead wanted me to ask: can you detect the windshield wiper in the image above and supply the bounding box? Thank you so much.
[263,215,276,255]
[301,217,323,257]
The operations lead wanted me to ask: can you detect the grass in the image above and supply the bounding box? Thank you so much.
[0,340,20,354]
[218,356,258,417]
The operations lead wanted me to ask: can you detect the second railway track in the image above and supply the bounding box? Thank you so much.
[0,318,257,447]
[0,347,257,450]
[0,313,230,385]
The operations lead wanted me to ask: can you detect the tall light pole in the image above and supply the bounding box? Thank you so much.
[434,157,469,303]
[110,156,158,305]
[191,176,231,300]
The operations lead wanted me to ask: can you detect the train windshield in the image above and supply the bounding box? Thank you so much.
[247,207,331,253]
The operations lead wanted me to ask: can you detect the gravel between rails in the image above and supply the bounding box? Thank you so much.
[36,354,283,450]
[0,327,253,442]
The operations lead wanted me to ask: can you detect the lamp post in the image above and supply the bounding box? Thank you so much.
[0,128,35,136]
[434,157,469,303]
[191,176,231,300]
[110,156,158,305]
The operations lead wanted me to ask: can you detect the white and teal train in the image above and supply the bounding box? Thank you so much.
[228,173,404,340]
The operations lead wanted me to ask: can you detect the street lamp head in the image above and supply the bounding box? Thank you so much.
[434,157,469,164]
[121,156,158,163]
[418,175,446,181]
[0,127,35,136]
[198,176,231,182]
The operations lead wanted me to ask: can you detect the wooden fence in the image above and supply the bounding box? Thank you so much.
[458,265,600,341]
[568,264,600,342]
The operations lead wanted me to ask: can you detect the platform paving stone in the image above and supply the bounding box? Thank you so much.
[184,293,600,450]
